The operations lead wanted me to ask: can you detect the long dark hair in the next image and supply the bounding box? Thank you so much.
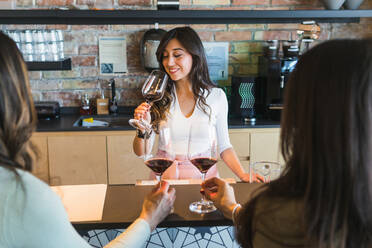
[0,31,37,177]
[151,26,216,130]
[236,39,372,248]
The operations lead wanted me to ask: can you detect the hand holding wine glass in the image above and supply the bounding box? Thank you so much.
[201,177,238,220]
[188,121,218,214]
[129,69,169,133]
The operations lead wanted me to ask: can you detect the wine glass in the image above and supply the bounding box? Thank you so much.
[188,121,218,214]
[143,124,175,184]
[249,161,282,183]
[129,69,169,133]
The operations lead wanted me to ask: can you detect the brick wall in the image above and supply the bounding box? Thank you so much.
[4,0,372,107]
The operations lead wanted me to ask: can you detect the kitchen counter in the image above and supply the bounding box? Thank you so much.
[36,107,280,132]
[72,182,262,230]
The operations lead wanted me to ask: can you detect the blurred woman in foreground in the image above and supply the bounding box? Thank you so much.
[202,39,372,248]
[0,31,175,248]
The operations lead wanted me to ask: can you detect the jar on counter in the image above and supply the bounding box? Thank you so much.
[282,40,300,58]
[263,40,280,59]
[80,93,92,115]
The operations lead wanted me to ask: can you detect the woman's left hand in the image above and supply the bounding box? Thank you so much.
[239,172,264,183]
[239,173,251,183]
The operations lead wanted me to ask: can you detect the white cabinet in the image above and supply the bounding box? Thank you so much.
[107,133,149,185]
[30,135,49,183]
[32,127,282,185]
[218,128,282,182]
[250,130,281,164]
[217,129,250,181]
[47,134,107,186]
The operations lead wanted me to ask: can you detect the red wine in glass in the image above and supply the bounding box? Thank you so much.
[145,158,173,175]
[142,125,175,185]
[190,157,217,174]
[144,92,163,103]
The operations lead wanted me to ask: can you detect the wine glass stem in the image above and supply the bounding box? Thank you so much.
[201,172,207,203]
[156,174,161,187]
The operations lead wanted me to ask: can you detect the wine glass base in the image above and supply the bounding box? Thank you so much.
[189,200,217,214]
[128,119,152,132]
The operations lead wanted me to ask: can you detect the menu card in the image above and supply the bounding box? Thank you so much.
[51,184,107,222]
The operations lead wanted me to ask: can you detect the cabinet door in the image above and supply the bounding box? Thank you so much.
[107,132,149,185]
[30,135,49,183]
[217,129,250,182]
[48,136,107,186]
[250,130,281,164]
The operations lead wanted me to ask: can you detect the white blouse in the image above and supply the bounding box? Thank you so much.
[164,86,232,157]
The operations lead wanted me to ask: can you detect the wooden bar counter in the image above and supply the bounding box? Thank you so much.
[71,182,262,230]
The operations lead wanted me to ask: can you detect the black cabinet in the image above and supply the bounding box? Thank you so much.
[0,9,371,25]
[26,58,71,71]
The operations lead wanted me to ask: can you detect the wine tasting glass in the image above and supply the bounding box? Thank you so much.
[249,161,282,183]
[143,124,175,184]
[188,121,218,214]
[129,69,169,133]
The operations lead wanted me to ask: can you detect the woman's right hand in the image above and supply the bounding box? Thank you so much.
[134,102,151,133]
[134,102,151,123]
[201,177,238,220]
[139,181,176,231]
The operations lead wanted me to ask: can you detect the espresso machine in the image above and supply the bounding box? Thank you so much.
[230,75,265,123]
[257,40,299,120]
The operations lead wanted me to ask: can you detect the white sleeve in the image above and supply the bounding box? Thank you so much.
[105,218,151,248]
[215,88,232,154]
[6,172,151,248]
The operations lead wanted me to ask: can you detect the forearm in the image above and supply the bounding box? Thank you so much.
[133,131,155,156]
[105,218,151,248]
[133,136,145,156]
[220,148,247,180]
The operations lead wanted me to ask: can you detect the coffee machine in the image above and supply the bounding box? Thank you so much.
[257,40,299,120]
[230,75,264,123]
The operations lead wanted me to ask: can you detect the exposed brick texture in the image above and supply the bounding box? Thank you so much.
[118,0,151,6]
[232,0,269,5]
[3,0,369,107]
[215,31,252,41]
[229,24,265,30]
[193,0,230,5]
[71,56,96,66]
[36,0,73,6]
[79,45,99,55]
[71,25,109,31]
[16,0,33,7]
[254,30,296,40]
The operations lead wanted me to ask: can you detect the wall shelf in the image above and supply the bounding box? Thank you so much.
[26,58,71,71]
[0,10,371,25]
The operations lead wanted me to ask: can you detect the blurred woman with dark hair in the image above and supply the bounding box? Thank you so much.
[0,31,176,248]
[202,39,372,248]
[133,26,251,182]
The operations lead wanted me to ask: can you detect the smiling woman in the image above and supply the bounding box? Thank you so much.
[132,27,252,182]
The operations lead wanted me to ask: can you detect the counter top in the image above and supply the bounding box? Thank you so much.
[36,113,280,132]
[72,182,262,230]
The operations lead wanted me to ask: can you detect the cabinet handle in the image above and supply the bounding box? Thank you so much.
[238,156,250,161]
